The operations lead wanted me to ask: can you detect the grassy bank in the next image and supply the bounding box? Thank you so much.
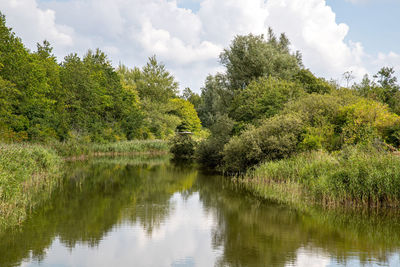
[52,139,170,158]
[239,146,400,209]
[0,140,170,229]
[0,143,62,229]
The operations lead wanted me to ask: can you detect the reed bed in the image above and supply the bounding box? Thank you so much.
[240,146,400,209]
[0,143,61,229]
[53,139,170,157]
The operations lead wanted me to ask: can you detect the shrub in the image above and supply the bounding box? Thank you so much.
[196,114,235,168]
[169,134,197,160]
[223,114,304,172]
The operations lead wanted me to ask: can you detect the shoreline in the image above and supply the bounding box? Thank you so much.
[237,148,400,210]
[0,140,170,230]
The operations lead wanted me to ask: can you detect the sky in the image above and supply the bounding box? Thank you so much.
[1,0,399,93]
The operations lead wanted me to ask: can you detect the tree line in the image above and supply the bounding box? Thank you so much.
[0,13,201,144]
[179,28,400,173]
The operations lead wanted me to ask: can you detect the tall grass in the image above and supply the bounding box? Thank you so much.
[53,139,170,157]
[0,139,170,229]
[0,143,62,229]
[240,146,400,208]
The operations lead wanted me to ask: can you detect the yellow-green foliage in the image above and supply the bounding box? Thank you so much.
[340,99,400,145]
[169,98,202,132]
[0,144,61,229]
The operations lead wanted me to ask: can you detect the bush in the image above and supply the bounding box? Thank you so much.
[196,114,234,169]
[223,114,304,172]
[170,134,196,160]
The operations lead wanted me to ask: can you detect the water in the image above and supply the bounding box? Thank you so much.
[2,156,400,267]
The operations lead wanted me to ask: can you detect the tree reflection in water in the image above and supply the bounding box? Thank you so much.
[1,156,400,267]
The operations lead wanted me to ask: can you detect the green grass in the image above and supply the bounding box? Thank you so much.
[240,146,400,209]
[0,143,62,229]
[52,139,170,157]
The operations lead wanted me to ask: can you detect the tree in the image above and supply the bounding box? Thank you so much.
[229,77,305,124]
[219,29,302,91]
[294,69,333,94]
[197,74,233,128]
[135,56,178,103]
[181,87,201,110]
[169,98,201,132]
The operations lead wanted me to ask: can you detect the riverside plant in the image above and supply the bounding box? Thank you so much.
[0,143,62,229]
[53,139,170,158]
[240,146,400,209]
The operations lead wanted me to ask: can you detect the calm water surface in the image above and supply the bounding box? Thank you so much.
[2,156,400,267]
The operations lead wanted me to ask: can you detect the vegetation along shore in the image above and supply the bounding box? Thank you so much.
[2,6,400,232]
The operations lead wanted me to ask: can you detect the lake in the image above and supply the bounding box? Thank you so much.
[1,155,400,267]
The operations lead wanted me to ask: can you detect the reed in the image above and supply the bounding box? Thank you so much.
[240,146,400,208]
[52,139,170,157]
[0,143,62,229]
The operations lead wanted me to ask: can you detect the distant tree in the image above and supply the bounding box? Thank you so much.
[135,56,178,103]
[169,98,201,132]
[219,29,302,91]
[197,74,233,128]
[181,87,201,110]
[294,69,333,94]
[342,71,355,88]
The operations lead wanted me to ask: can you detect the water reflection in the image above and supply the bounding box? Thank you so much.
[1,156,400,267]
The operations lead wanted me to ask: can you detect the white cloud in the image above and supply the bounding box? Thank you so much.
[1,0,400,92]
[0,0,74,50]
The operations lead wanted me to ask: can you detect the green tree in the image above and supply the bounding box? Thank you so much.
[182,87,201,110]
[219,29,302,91]
[169,98,201,132]
[135,56,178,103]
[197,74,233,128]
[229,77,305,124]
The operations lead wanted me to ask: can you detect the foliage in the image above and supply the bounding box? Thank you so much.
[339,99,400,146]
[197,74,233,128]
[181,87,201,110]
[220,29,302,90]
[223,114,304,172]
[242,146,400,208]
[132,56,179,103]
[229,76,305,124]
[0,143,62,229]
[169,134,197,160]
[169,98,202,132]
[353,68,400,115]
[294,69,333,94]
[196,114,235,169]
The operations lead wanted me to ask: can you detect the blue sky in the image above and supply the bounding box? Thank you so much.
[1,0,400,91]
[327,0,400,55]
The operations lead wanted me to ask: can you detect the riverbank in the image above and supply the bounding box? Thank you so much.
[239,146,400,209]
[52,139,170,158]
[0,143,62,229]
[0,140,170,230]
